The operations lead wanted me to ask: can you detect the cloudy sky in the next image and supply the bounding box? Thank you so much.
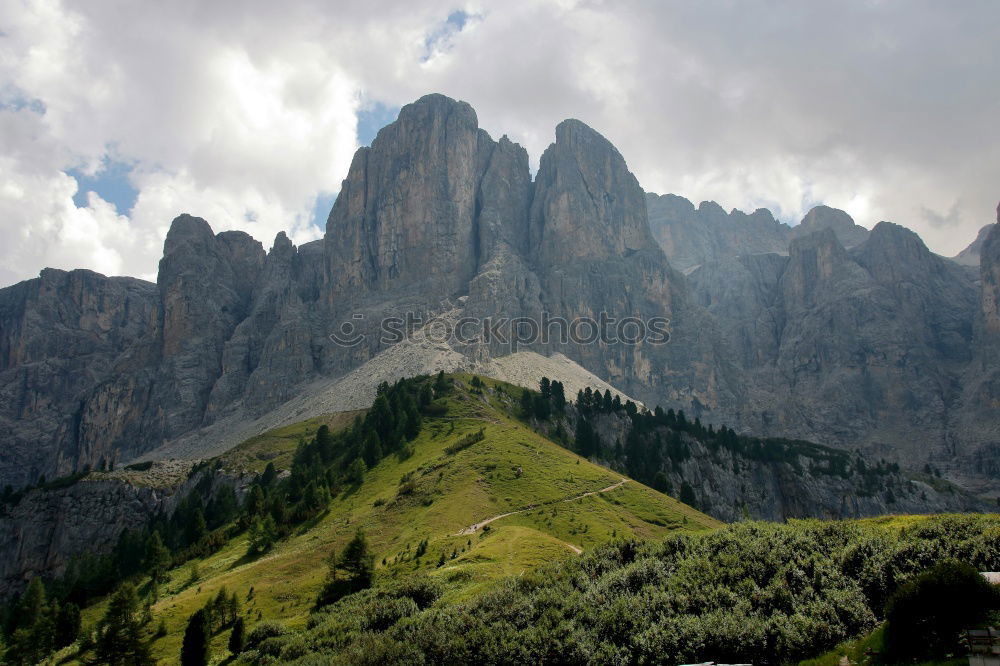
[2,0,998,287]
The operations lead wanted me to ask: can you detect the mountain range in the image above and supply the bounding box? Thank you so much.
[1,92,998,500]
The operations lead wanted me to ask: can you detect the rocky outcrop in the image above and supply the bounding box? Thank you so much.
[0,269,159,487]
[325,94,494,305]
[0,461,252,600]
[646,196,871,274]
[792,204,870,248]
[689,218,987,487]
[952,224,994,266]
[0,477,167,597]
[576,408,986,523]
[645,193,791,272]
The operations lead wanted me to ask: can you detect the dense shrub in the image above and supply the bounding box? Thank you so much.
[884,560,1000,659]
[244,515,1000,665]
[245,621,289,651]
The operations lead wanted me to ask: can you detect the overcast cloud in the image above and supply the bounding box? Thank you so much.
[1,0,997,287]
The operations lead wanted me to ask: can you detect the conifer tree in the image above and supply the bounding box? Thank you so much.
[180,608,210,666]
[520,388,534,417]
[145,530,170,583]
[228,616,245,655]
[335,528,375,591]
[95,583,153,665]
[55,601,81,648]
[551,381,566,412]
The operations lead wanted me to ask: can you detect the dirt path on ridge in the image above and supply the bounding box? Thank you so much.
[456,479,628,536]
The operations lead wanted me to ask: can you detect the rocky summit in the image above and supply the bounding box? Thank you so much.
[0,93,998,499]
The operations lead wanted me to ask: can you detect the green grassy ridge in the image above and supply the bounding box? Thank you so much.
[219,410,366,474]
[65,374,716,664]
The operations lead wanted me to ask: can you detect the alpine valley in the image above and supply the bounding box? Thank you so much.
[1,94,998,665]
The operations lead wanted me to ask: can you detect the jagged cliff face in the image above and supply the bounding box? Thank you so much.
[646,194,791,273]
[583,411,986,523]
[0,93,997,496]
[952,222,994,266]
[645,194,872,274]
[688,214,993,490]
[325,95,493,303]
[0,94,729,489]
[0,462,247,600]
[0,269,159,485]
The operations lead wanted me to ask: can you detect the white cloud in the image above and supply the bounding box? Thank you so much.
[1,0,998,288]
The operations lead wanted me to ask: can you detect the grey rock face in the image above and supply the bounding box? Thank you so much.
[952,223,994,266]
[0,463,250,600]
[689,217,990,488]
[646,196,871,273]
[0,478,165,596]
[0,93,997,499]
[646,193,791,272]
[792,204,870,247]
[0,269,159,487]
[582,411,987,523]
[324,94,492,304]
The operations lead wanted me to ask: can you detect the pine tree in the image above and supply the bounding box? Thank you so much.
[260,461,278,487]
[19,577,47,629]
[362,429,383,468]
[520,388,534,418]
[533,394,551,420]
[227,591,240,627]
[434,370,449,394]
[145,530,170,583]
[180,608,210,666]
[55,601,81,648]
[575,418,596,458]
[248,515,277,554]
[346,457,367,484]
[5,577,55,664]
[95,583,153,665]
[419,382,433,407]
[330,528,374,591]
[244,484,266,517]
[551,381,566,412]
[228,616,245,655]
[188,508,209,545]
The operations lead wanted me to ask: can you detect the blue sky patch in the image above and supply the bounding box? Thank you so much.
[357,102,400,147]
[67,159,138,215]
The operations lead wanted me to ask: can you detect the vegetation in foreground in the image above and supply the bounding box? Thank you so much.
[1,374,997,665]
[0,373,714,664]
[241,513,1000,665]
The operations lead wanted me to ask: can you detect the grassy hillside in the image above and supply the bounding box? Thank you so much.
[14,375,997,665]
[56,374,716,664]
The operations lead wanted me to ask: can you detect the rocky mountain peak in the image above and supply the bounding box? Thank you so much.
[697,200,727,219]
[271,230,294,253]
[795,205,870,248]
[980,216,1000,335]
[324,92,494,303]
[953,224,995,266]
[530,118,654,262]
[162,213,216,255]
[781,227,851,310]
[856,220,933,272]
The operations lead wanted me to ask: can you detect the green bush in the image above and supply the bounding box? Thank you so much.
[245,621,289,651]
[884,560,1000,659]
